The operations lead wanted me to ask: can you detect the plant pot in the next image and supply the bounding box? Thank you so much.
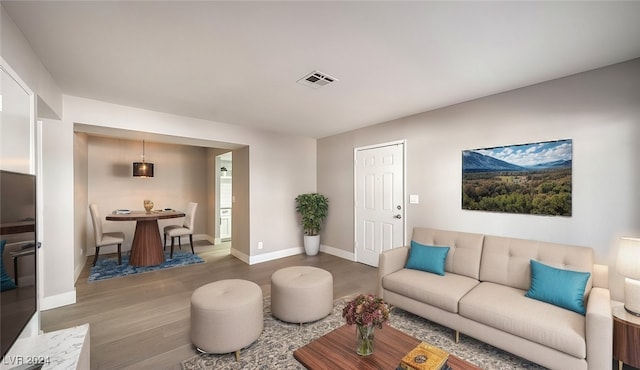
[303,235,320,256]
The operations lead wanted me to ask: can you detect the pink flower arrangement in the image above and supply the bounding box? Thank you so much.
[342,293,390,328]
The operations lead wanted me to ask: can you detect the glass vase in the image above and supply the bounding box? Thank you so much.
[356,323,375,356]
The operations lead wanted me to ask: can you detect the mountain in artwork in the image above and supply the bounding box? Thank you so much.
[462,151,571,173]
[527,159,572,170]
[462,151,526,173]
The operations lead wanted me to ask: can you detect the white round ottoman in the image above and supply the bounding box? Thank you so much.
[190,279,263,360]
[271,266,333,323]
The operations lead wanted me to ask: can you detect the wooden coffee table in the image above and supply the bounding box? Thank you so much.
[294,324,480,370]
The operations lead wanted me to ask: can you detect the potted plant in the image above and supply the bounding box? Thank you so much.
[295,193,329,256]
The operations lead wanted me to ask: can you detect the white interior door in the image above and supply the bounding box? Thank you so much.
[355,142,404,267]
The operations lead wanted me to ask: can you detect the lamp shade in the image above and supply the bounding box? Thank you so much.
[616,237,640,280]
[133,162,154,177]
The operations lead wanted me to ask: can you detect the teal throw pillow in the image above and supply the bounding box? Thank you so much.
[525,259,590,315]
[405,241,450,276]
[1,240,17,292]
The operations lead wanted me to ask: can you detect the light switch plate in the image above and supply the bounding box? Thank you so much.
[409,194,419,204]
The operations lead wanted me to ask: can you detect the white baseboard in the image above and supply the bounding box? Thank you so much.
[248,247,305,265]
[40,289,76,311]
[194,234,215,244]
[230,248,250,264]
[232,244,355,265]
[74,259,86,283]
[319,244,355,261]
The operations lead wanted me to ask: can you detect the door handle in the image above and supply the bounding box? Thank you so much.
[393,214,402,219]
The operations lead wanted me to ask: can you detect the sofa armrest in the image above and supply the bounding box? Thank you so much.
[585,287,612,370]
[377,246,409,297]
[592,264,608,289]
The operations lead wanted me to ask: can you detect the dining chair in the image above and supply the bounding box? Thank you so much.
[164,202,198,258]
[89,204,125,266]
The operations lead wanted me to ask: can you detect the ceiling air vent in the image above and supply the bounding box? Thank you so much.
[297,70,338,89]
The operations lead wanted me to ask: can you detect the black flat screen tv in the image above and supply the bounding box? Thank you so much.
[0,170,37,360]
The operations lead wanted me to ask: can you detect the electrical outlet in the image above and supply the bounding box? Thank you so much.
[410,194,419,204]
[258,241,263,249]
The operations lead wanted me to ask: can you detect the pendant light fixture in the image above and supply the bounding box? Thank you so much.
[133,140,154,177]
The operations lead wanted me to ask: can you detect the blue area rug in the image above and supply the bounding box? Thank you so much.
[88,250,204,282]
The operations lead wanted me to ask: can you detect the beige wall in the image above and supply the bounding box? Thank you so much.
[73,132,88,281]
[40,118,76,309]
[318,58,640,302]
[230,146,250,259]
[245,130,317,263]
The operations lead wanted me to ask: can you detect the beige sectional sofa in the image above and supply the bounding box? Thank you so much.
[378,227,612,370]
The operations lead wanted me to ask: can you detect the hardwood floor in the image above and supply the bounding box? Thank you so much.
[40,242,378,369]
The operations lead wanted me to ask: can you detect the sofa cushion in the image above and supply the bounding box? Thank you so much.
[479,235,594,295]
[405,241,449,276]
[382,269,479,313]
[459,282,586,358]
[411,228,484,280]
[525,260,591,315]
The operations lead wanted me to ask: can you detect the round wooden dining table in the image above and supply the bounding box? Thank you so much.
[106,210,185,267]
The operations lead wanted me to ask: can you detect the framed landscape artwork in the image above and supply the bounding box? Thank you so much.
[462,139,572,216]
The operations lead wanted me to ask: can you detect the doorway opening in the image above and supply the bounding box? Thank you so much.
[216,152,232,243]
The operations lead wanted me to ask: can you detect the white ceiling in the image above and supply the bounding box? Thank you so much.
[4,1,640,139]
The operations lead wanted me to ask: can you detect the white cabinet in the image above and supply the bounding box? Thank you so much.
[220,208,231,241]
